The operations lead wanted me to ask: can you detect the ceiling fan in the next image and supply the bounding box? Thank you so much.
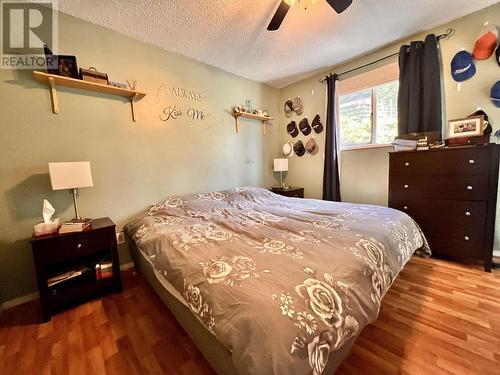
[267,0,353,31]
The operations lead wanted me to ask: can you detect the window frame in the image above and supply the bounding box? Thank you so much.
[336,63,399,151]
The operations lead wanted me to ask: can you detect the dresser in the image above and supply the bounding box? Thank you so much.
[388,145,499,272]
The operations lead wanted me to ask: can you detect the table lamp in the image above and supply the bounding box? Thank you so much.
[273,158,288,189]
[48,162,93,222]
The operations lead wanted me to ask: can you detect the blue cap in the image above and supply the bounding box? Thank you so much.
[451,51,476,82]
[491,81,500,108]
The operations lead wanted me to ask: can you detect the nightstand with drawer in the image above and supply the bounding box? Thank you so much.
[30,217,122,321]
[271,187,304,198]
[389,145,499,272]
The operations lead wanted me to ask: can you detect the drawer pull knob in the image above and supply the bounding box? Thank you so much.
[77,243,82,249]
[404,162,410,166]
[465,211,471,216]
[469,159,475,164]
[466,185,473,191]
[403,206,408,210]
[464,236,470,241]
[404,184,409,189]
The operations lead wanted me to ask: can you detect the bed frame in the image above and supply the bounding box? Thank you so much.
[128,239,237,375]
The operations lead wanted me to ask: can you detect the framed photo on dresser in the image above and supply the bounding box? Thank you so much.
[447,115,483,138]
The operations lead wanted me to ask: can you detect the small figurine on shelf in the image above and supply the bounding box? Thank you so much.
[245,99,253,113]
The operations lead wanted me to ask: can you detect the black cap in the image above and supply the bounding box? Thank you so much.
[287,121,299,137]
[293,140,305,157]
[311,114,324,134]
[299,118,311,136]
[496,45,500,67]
[468,109,492,135]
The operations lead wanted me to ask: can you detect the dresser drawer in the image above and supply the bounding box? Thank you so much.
[390,199,486,259]
[426,231,485,259]
[391,148,491,176]
[35,228,115,264]
[391,174,489,200]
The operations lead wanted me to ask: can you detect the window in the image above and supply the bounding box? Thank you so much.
[339,80,398,148]
[336,63,400,149]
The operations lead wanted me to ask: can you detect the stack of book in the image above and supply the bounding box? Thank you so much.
[95,261,113,280]
[392,139,417,152]
[59,219,92,234]
[417,136,429,151]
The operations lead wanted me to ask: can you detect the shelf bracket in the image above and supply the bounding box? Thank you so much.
[130,94,140,122]
[235,117,240,133]
[262,121,266,136]
[48,77,59,114]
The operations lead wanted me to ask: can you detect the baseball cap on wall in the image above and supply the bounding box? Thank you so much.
[491,81,500,108]
[293,140,305,157]
[472,24,498,60]
[282,141,294,157]
[287,121,299,137]
[451,51,476,82]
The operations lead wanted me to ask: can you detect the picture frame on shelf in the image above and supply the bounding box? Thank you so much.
[447,115,483,138]
[45,54,78,79]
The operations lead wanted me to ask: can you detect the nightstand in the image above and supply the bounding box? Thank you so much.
[30,217,122,321]
[271,187,304,198]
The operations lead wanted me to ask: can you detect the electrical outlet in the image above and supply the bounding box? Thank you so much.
[116,231,125,244]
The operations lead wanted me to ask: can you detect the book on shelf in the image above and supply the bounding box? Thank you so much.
[58,219,92,234]
[47,267,89,287]
[95,261,113,280]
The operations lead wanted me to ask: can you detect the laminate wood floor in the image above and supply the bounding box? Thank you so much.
[1,257,499,375]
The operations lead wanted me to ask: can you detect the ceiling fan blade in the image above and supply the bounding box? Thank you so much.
[267,1,290,31]
[325,0,352,14]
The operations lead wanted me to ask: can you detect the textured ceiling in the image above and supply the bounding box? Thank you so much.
[58,0,498,88]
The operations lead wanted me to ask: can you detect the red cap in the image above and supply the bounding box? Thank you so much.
[473,26,498,60]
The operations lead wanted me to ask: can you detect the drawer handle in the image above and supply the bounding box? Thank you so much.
[466,185,473,191]
[403,206,408,210]
[404,184,409,189]
[76,243,82,249]
[464,236,470,241]
[469,159,475,164]
[404,162,410,167]
[465,211,471,216]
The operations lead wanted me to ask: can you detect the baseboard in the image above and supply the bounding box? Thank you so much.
[120,261,135,271]
[1,291,39,311]
[493,250,500,258]
[0,262,135,312]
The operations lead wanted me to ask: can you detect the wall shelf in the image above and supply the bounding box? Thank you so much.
[232,112,273,135]
[33,71,146,122]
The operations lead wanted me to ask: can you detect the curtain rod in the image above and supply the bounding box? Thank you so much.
[319,28,455,83]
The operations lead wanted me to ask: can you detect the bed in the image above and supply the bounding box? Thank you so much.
[125,187,429,375]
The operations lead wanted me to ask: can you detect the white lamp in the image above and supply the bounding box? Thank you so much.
[48,162,93,222]
[273,158,288,189]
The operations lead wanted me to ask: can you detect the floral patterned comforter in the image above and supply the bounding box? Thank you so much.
[125,187,429,375]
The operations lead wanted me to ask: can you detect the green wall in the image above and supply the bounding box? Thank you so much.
[0,12,281,303]
[279,3,500,248]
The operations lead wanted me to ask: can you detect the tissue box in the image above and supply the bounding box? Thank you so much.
[34,218,60,237]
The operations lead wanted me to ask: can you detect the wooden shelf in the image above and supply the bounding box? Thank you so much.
[33,71,146,121]
[232,112,273,135]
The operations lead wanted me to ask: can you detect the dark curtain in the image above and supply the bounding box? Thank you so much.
[398,34,442,136]
[322,74,341,202]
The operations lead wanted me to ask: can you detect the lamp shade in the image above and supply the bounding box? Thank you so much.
[48,162,94,190]
[273,158,288,172]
